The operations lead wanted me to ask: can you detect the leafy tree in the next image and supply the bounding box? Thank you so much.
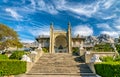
[93,43,114,52]
[115,44,120,54]
[0,24,23,50]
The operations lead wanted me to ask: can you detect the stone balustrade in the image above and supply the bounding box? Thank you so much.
[26,49,43,73]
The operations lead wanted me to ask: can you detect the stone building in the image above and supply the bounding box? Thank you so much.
[36,23,85,53]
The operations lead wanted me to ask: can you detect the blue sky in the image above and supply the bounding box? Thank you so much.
[0,0,120,43]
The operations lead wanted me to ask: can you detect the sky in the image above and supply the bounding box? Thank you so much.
[0,0,120,43]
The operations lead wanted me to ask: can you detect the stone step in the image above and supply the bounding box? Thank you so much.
[28,53,95,76]
[27,73,96,77]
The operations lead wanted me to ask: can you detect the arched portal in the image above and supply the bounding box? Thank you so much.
[54,35,68,53]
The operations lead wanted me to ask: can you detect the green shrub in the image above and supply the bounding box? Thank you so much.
[100,56,113,62]
[9,51,25,60]
[42,48,48,53]
[0,60,26,76]
[93,43,114,52]
[72,47,79,53]
[94,62,120,77]
[114,56,120,61]
[0,54,9,60]
[115,44,120,54]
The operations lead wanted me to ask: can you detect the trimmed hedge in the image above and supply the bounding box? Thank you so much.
[0,60,26,76]
[94,62,120,77]
[9,51,25,60]
[0,54,9,60]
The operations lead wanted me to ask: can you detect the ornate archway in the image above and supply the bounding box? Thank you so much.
[54,35,68,53]
[49,23,72,53]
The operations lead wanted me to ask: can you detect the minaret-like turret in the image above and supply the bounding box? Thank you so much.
[49,22,54,53]
[68,22,72,53]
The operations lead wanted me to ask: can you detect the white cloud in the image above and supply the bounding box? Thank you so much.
[54,0,99,17]
[53,0,117,18]
[28,25,50,36]
[101,31,119,38]
[113,18,120,30]
[97,23,112,30]
[114,26,120,30]
[73,25,93,36]
[103,0,114,9]
[20,39,34,43]
[103,14,117,20]
[15,25,24,31]
[37,0,58,14]
[68,3,99,17]
[30,0,35,6]
[5,8,22,20]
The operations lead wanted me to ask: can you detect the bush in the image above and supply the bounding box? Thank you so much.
[0,60,26,76]
[94,62,120,77]
[100,56,113,62]
[9,51,25,60]
[72,47,79,55]
[115,44,120,54]
[42,48,48,53]
[0,54,9,60]
[93,43,114,52]
[100,56,120,62]
[114,56,120,61]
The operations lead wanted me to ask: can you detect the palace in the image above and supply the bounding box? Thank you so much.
[36,22,85,53]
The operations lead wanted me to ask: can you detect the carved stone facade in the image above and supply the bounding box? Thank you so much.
[36,23,85,53]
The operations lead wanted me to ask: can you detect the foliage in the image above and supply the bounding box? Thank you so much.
[0,60,26,76]
[114,56,120,61]
[94,62,120,77]
[115,44,120,54]
[100,56,114,62]
[0,54,9,60]
[0,24,23,50]
[93,43,114,52]
[72,47,79,53]
[9,51,25,60]
[42,48,48,53]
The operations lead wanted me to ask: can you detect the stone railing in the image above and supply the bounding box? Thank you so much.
[26,49,43,73]
[87,62,96,74]
[78,49,86,61]
[79,50,116,77]
[85,51,116,63]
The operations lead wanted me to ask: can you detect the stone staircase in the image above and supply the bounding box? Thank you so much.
[27,53,96,77]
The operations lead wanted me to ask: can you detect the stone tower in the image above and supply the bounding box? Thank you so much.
[49,23,54,53]
[68,22,72,53]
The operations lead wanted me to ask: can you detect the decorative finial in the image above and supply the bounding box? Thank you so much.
[68,21,71,26]
[50,22,53,29]
[68,21,71,29]
[50,22,53,26]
